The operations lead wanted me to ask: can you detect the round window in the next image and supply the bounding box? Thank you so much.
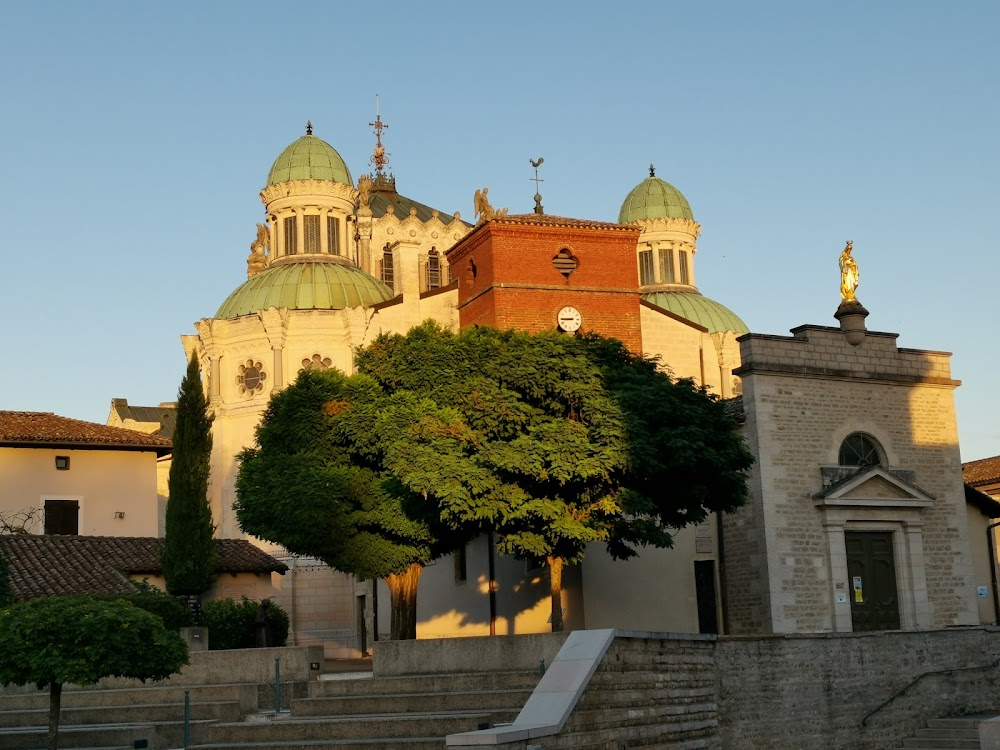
[236,360,267,397]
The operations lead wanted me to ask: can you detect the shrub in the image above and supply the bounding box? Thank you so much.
[128,580,193,631]
[202,596,288,650]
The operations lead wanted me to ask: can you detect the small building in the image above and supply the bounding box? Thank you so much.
[0,411,171,537]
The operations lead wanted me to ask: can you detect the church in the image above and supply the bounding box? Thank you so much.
[168,117,986,653]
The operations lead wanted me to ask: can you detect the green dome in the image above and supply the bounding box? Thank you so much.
[642,291,748,334]
[267,129,352,186]
[619,169,693,223]
[216,260,393,319]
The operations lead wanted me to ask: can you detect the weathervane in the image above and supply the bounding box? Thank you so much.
[367,96,395,192]
[530,157,545,215]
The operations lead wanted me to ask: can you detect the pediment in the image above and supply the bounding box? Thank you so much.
[813,466,935,509]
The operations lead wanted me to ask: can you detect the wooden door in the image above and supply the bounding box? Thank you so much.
[846,531,900,631]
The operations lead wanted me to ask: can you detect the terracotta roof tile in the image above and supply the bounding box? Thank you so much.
[0,536,287,602]
[0,411,172,454]
[963,455,1000,486]
[495,214,637,231]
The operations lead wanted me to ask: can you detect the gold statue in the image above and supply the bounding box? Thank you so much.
[839,240,859,302]
[247,223,270,279]
[473,187,508,224]
[357,174,372,207]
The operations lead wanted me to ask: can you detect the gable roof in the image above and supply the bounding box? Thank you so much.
[963,455,1000,488]
[0,411,172,456]
[108,399,177,439]
[0,536,288,602]
[966,483,1000,518]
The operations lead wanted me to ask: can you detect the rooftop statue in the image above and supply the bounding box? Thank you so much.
[247,223,270,279]
[474,187,508,224]
[357,174,372,207]
[839,240,859,302]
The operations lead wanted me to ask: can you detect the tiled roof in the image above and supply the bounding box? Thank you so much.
[963,455,1000,487]
[0,536,287,602]
[109,399,177,439]
[0,411,172,455]
[494,214,638,231]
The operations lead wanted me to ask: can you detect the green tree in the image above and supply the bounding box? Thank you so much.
[356,323,753,631]
[0,596,189,750]
[235,368,464,639]
[161,353,218,599]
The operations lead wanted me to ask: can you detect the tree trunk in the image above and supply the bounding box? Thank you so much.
[548,556,564,632]
[47,682,62,750]
[385,563,422,640]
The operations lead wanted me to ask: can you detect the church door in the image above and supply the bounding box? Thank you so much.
[846,531,900,631]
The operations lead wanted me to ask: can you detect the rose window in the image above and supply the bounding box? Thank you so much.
[236,359,267,397]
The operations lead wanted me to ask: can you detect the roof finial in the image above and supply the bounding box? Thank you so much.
[367,95,396,192]
[649,163,656,178]
[530,157,545,215]
[306,120,313,136]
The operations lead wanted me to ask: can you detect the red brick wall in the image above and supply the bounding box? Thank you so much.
[447,220,643,351]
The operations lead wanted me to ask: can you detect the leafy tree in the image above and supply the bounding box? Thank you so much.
[0,552,11,607]
[161,353,218,599]
[235,368,464,639]
[355,323,753,631]
[0,507,42,534]
[0,596,188,750]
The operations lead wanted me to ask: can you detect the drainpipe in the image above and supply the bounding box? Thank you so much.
[988,520,1000,626]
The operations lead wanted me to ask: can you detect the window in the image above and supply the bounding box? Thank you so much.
[327,216,340,255]
[552,249,578,278]
[839,432,883,467]
[303,215,321,253]
[426,249,441,290]
[638,249,654,285]
[236,359,267,397]
[380,245,394,287]
[55,455,70,470]
[283,216,297,254]
[679,250,690,284]
[44,499,79,535]
[658,247,675,283]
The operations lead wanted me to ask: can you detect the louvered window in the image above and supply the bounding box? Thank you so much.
[638,250,654,285]
[380,246,394,287]
[426,249,441,290]
[679,250,690,284]
[658,248,675,283]
[327,217,340,255]
[283,217,297,254]
[303,215,321,253]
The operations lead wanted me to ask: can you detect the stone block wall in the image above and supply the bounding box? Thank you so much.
[543,633,720,749]
[716,628,1000,750]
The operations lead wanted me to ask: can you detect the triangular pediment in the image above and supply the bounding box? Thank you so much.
[814,466,935,509]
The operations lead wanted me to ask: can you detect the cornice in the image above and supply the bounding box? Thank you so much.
[259,179,357,205]
[636,217,702,237]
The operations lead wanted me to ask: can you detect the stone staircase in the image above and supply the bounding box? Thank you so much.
[0,668,538,750]
[895,716,986,750]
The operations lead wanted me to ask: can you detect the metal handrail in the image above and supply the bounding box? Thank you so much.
[859,658,1000,728]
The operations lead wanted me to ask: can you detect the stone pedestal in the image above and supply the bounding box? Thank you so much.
[834,300,870,346]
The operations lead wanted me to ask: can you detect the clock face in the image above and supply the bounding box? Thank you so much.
[557,306,582,332]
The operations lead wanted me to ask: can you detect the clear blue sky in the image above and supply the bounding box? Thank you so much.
[3,2,999,460]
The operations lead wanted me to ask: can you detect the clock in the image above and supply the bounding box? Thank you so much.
[556,306,582,332]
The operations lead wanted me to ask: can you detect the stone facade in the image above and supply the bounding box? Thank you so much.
[725,324,978,634]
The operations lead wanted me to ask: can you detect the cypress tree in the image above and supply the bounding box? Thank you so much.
[161,352,217,596]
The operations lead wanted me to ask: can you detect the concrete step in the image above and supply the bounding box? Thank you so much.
[189,739,445,750]
[0,718,218,750]
[203,710,517,744]
[292,688,531,716]
[0,700,240,728]
[310,670,538,697]
[0,682,257,712]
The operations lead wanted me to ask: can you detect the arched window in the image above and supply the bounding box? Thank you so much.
[380,244,394,287]
[426,248,441,290]
[838,432,883,467]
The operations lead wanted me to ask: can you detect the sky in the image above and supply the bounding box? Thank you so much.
[3,2,999,461]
